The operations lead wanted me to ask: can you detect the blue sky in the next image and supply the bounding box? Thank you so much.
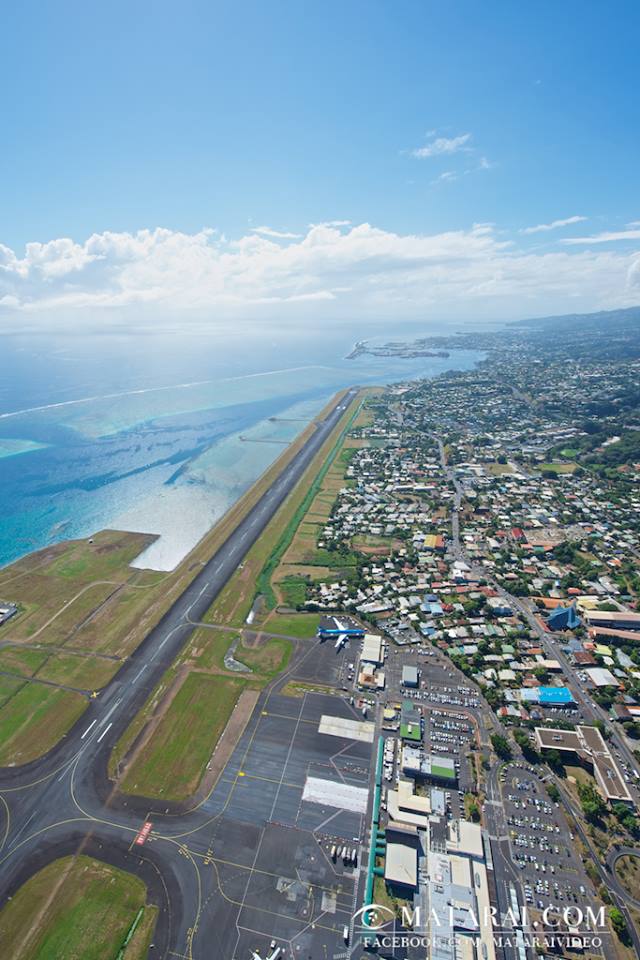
[1,0,639,325]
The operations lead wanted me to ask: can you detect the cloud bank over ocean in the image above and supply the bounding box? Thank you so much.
[1,220,639,328]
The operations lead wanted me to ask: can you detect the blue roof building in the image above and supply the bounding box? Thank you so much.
[420,600,444,616]
[539,686,575,705]
[547,605,581,631]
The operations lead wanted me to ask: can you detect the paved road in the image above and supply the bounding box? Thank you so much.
[606,846,640,909]
[0,388,359,958]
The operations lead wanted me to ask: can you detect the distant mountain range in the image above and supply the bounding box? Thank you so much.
[514,304,640,330]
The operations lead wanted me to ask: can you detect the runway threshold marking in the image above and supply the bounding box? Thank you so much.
[96,722,112,743]
[80,719,97,739]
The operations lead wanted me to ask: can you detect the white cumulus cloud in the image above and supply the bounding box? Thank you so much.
[0,220,638,327]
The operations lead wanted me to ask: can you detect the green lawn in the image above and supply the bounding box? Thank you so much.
[45,532,153,580]
[352,534,396,549]
[0,675,25,708]
[37,652,119,691]
[0,855,154,960]
[236,637,292,677]
[486,462,515,475]
[277,574,309,607]
[121,672,245,802]
[538,462,578,474]
[187,627,235,670]
[0,646,48,677]
[0,684,87,765]
[260,612,320,639]
[301,547,359,567]
[17,582,121,648]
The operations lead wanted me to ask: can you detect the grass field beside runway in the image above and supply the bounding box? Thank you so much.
[111,622,295,798]
[235,635,292,676]
[0,394,348,769]
[0,531,158,765]
[0,530,157,647]
[0,855,155,960]
[0,646,119,689]
[120,672,245,802]
[0,646,49,677]
[251,612,320,639]
[0,684,87,766]
[0,676,25,708]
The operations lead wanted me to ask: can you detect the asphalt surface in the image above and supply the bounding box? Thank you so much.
[0,388,367,960]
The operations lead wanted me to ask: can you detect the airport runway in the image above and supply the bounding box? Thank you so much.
[0,388,364,960]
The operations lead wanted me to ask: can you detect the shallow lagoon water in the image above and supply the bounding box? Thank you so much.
[0,322,484,569]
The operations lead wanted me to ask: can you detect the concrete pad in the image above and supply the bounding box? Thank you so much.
[302,776,369,813]
[318,714,374,742]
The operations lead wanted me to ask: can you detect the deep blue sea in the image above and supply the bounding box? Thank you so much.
[0,321,485,569]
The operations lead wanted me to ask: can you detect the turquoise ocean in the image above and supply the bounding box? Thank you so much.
[0,321,484,570]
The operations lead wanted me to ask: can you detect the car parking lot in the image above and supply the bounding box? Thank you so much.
[359,641,485,798]
[500,763,595,916]
[383,643,481,707]
[425,708,476,793]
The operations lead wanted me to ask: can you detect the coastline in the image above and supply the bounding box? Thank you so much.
[345,336,452,361]
[0,334,485,573]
